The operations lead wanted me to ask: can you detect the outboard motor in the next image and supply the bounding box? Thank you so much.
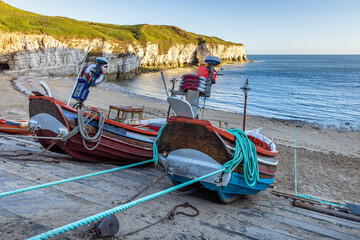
[71,57,108,109]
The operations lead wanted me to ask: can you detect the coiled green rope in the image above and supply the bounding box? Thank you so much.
[0,160,153,198]
[27,168,223,240]
[223,129,259,187]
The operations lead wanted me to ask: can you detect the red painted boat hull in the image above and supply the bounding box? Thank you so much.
[0,119,30,135]
[29,96,156,164]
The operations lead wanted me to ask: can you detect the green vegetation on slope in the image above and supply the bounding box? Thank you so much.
[0,1,241,53]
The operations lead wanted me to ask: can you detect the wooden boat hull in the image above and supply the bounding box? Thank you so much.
[158,116,278,202]
[0,119,30,135]
[29,96,156,164]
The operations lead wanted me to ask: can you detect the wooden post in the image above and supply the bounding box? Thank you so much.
[293,200,360,223]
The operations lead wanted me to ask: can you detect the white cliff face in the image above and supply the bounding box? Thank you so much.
[0,32,247,77]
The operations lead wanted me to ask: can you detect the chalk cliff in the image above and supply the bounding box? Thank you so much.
[0,32,247,78]
[0,1,247,78]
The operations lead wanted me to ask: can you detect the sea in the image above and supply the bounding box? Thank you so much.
[102,55,360,132]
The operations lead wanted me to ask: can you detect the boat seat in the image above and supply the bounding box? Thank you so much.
[167,97,195,119]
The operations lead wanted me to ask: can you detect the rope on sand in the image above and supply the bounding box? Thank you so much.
[293,120,343,208]
[27,168,223,240]
[0,159,153,198]
[27,125,254,239]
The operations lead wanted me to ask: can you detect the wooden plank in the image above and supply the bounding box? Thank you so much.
[271,190,343,207]
[252,201,360,231]
[200,221,258,240]
[265,212,360,240]
[201,220,305,240]
[0,170,104,207]
[288,205,360,231]
[294,200,360,223]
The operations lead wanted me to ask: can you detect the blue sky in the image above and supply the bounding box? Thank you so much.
[3,0,360,54]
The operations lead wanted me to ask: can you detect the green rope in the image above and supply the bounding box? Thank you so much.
[27,168,223,240]
[296,194,344,207]
[1,122,166,199]
[294,120,298,195]
[293,121,343,208]
[153,126,258,186]
[0,160,153,198]
[224,129,259,187]
[152,123,167,166]
[26,126,257,239]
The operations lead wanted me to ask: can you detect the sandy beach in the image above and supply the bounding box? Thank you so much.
[0,73,359,239]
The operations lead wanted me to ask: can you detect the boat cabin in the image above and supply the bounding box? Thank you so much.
[107,105,143,124]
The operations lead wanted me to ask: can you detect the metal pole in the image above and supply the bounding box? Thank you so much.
[241,79,251,131]
[166,78,176,120]
[67,42,92,106]
[243,92,247,131]
[160,71,170,98]
[201,97,207,120]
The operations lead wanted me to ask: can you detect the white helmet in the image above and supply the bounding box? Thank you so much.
[96,57,108,65]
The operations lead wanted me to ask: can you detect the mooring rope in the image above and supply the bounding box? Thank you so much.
[27,168,223,240]
[293,120,343,208]
[153,126,258,186]
[0,159,153,198]
[0,110,160,199]
[152,123,167,166]
[62,108,105,151]
[224,128,259,187]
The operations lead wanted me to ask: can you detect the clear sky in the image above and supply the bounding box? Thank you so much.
[3,0,360,54]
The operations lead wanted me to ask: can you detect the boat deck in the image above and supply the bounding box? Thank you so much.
[0,135,359,239]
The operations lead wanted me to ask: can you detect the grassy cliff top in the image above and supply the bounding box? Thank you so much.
[0,1,241,49]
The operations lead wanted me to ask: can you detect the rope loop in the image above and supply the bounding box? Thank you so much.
[62,108,105,151]
[223,128,259,187]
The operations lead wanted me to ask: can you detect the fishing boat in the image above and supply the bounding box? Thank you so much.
[29,95,160,163]
[28,55,167,164]
[156,56,279,203]
[0,118,30,135]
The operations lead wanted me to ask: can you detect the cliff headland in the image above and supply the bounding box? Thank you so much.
[0,1,247,78]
